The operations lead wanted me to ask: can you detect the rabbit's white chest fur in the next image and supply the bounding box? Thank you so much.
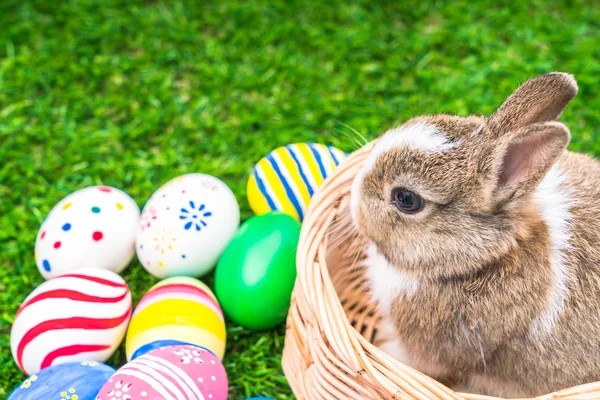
[365,243,419,311]
[366,243,449,378]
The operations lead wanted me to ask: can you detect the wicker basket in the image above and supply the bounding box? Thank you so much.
[281,143,600,400]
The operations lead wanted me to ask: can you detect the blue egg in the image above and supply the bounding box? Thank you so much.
[8,361,115,400]
[131,339,216,360]
[131,339,192,360]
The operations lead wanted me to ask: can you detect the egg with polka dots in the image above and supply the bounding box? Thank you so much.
[35,186,140,279]
[136,174,240,278]
[96,344,228,400]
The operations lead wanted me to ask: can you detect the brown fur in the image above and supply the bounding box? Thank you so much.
[352,73,600,396]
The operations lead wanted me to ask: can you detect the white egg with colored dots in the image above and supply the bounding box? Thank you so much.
[35,186,140,279]
[136,173,240,278]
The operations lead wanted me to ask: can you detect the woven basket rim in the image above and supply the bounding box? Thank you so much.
[282,143,600,400]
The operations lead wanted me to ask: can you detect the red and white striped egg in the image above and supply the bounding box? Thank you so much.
[10,268,132,376]
[96,344,228,400]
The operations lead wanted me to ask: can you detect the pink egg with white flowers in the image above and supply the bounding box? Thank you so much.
[10,268,132,376]
[96,344,228,400]
[35,186,140,279]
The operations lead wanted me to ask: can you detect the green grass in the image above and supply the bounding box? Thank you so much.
[1,0,600,398]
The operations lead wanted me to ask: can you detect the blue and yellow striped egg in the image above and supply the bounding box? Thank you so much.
[247,143,347,221]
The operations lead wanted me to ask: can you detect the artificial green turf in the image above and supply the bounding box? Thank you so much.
[1,0,600,398]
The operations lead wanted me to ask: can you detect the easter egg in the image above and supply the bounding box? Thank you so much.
[126,277,226,361]
[8,361,115,400]
[131,339,194,360]
[11,268,132,375]
[215,213,300,330]
[136,174,240,278]
[35,186,140,279]
[247,143,347,221]
[97,344,228,400]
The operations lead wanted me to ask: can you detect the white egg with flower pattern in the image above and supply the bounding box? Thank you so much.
[34,186,140,279]
[136,174,240,278]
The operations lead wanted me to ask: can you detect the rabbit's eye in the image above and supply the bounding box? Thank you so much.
[392,188,424,214]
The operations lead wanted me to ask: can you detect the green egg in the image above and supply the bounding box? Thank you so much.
[215,212,301,330]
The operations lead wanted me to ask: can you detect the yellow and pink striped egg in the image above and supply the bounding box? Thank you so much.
[125,277,226,361]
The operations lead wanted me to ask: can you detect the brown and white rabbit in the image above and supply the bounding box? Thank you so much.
[350,72,600,397]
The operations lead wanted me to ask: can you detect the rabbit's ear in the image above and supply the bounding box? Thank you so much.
[488,73,577,137]
[491,121,570,204]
